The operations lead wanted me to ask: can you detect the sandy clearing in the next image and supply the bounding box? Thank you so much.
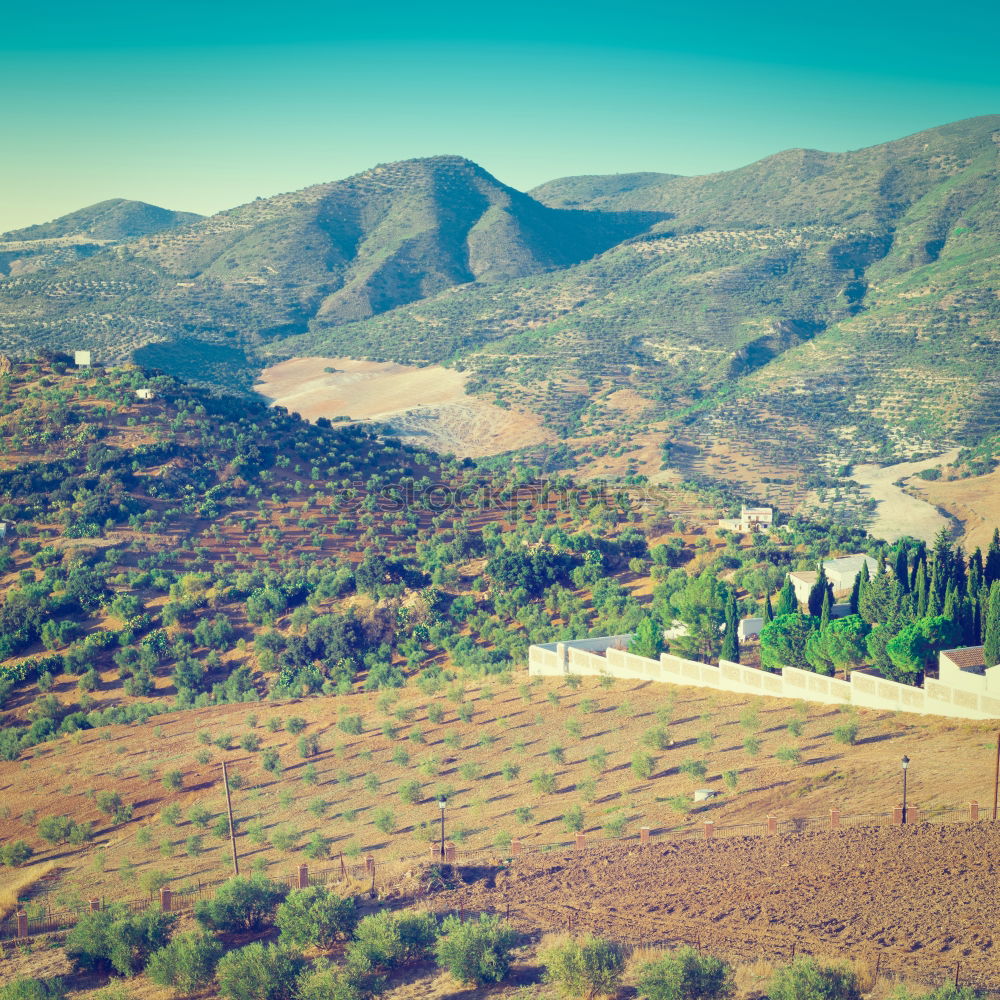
[254,357,551,458]
[907,467,1000,553]
[853,449,960,543]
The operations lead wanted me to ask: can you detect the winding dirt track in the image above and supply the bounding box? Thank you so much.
[435,825,999,980]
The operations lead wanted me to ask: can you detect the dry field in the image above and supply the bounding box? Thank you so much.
[2,671,997,921]
[254,357,551,457]
[906,466,1000,553]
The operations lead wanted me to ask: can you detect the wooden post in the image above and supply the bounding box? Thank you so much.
[159,887,172,912]
[16,911,27,938]
[221,760,239,876]
[703,821,714,840]
[969,800,980,822]
[339,852,346,878]
[640,826,651,843]
[365,855,375,876]
[297,864,309,889]
[829,808,841,830]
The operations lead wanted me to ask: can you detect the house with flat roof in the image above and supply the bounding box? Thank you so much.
[718,506,774,534]
[788,554,878,606]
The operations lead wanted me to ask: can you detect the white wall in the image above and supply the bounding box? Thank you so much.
[527,638,999,720]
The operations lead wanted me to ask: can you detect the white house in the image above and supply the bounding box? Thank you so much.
[74,350,92,368]
[718,506,774,533]
[0,521,8,540]
[738,617,763,641]
[135,388,155,400]
[788,554,879,606]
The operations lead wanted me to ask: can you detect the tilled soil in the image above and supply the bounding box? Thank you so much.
[431,824,999,981]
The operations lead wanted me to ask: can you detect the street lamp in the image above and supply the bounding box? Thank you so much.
[438,800,447,862]
[901,756,910,825]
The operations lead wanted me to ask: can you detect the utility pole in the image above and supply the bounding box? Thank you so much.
[222,761,239,876]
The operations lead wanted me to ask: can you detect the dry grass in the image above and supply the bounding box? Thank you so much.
[0,861,57,920]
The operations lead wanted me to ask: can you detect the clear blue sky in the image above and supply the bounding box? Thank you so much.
[2,0,999,230]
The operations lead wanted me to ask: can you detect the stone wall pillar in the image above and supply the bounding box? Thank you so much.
[767,815,778,834]
[829,808,841,830]
[969,800,980,821]
[365,855,376,876]
[89,898,101,912]
[575,833,586,850]
[511,839,522,858]
[159,887,172,912]
[703,821,714,840]
[16,910,27,938]
[640,826,651,844]
[297,864,309,889]
[892,806,903,825]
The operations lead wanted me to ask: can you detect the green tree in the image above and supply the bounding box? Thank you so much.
[275,886,357,949]
[983,581,1000,667]
[630,617,664,660]
[194,877,288,933]
[434,913,519,986]
[65,905,176,977]
[216,943,306,1000]
[147,931,223,995]
[767,957,860,1000]
[775,577,798,617]
[636,946,734,1000]
[541,936,625,1000]
[721,588,739,663]
[803,615,870,676]
[759,614,820,672]
[806,564,832,618]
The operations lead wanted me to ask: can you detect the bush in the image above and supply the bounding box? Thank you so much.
[147,931,223,994]
[679,759,707,781]
[297,963,364,1000]
[0,840,33,866]
[373,808,396,834]
[286,716,307,734]
[261,749,281,773]
[767,958,861,1000]
[216,942,307,1000]
[64,905,176,976]
[435,913,519,986]
[832,721,859,745]
[194,877,289,933]
[399,779,423,804]
[531,770,557,794]
[275,886,357,949]
[0,981,67,1000]
[631,752,655,780]
[346,909,439,977]
[563,805,585,832]
[541,935,625,999]
[775,746,801,765]
[636,946,734,1000]
[162,769,184,791]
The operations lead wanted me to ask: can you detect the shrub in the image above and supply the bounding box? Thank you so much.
[0,841,33,866]
[161,803,182,826]
[275,886,357,948]
[643,727,671,751]
[832,721,859,745]
[162,770,184,791]
[286,716,307,735]
[603,812,628,838]
[435,913,519,986]
[514,806,534,824]
[563,805,585,832]
[187,805,212,828]
[636,946,734,1000]
[501,761,521,781]
[723,770,738,790]
[587,748,608,773]
[147,931,223,994]
[194,877,289,933]
[297,963,364,1000]
[305,833,332,859]
[346,910,439,978]
[531,770,557,794]
[0,981,67,1000]
[240,733,262,752]
[399,779,423,804]
[744,736,762,757]
[64,905,176,976]
[631,752,655,780]
[548,744,565,764]
[297,735,320,758]
[767,958,861,1000]
[338,714,363,735]
[679,759,707,781]
[373,808,396,834]
[541,935,625,999]
[216,942,307,1000]
[775,746,801,765]
[261,749,281,773]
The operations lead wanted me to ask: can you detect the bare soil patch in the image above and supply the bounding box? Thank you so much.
[436,824,999,981]
[907,466,1000,552]
[254,357,551,457]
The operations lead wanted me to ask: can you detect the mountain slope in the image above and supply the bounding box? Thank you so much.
[1,198,203,242]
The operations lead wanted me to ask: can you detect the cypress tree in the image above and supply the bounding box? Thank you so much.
[968,549,983,603]
[914,561,928,618]
[943,581,958,623]
[762,593,773,624]
[776,577,797,616]
[851,560,869,614]
[979,583,990,643]
[952,546,967,595]
[927,561,941,616]
[986,529,1000,586]
[984,581,1000,668]
[893,546,909,593]
[820,588,832,630]
[721,588,739,663]
[909,543,926,592]
[807,563,831,617]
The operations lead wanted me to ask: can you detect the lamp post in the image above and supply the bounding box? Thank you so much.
[901,755,910,825]
[438,800,446,862]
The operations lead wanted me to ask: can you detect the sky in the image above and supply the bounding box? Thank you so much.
[2,0,999,231]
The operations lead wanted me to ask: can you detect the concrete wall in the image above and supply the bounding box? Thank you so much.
[527,637,999,720]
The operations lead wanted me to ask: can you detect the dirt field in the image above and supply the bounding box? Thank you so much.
[907,466,1000,553]
[852,451,960,544]
[254,357,551,457]
[434,823,999,982]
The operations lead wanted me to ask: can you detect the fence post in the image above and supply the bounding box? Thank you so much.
[969,800,980,821]
[829,808,841,830]
[703,821,714,840]
[365,855,376,876]
[444,844,456,863]
[892,805,903,825]
[89,897,101,912]
[297,864,309,889]
[640,826,651,844]
[767,815,778,835]
[575,832,586,850]
[16,910,28,938]
[511,838,522,858]
[159,887,172,912]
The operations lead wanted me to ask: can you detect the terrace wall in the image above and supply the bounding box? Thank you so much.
[528,637,999,720]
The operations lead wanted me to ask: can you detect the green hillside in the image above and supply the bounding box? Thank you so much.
[1,198,203,243]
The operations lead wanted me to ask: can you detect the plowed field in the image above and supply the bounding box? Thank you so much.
[432,824,999,981]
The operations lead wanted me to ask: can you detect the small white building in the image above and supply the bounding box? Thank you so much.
[74,350,92,368]
[788,554,879,606]
[0,521,8,540]
[738,617,764,641]
[718,506,774,533]
[135,388,155,400]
